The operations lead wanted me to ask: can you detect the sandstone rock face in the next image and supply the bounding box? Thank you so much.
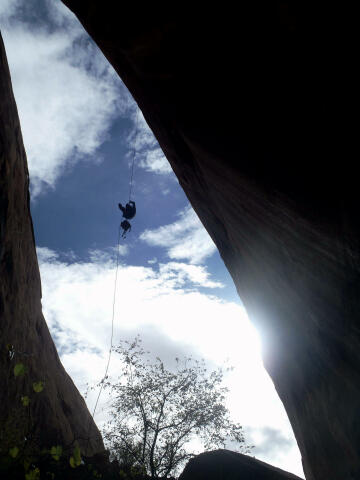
[60,3,359,479]
[0,31,103,457]
[179,450,303,480]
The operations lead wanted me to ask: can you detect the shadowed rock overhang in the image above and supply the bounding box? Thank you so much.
[60,3,359,480]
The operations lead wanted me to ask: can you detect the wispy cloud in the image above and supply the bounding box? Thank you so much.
[241,427,304,478]
[36,246,245,405]
[88,247,129,264]
[0,0,21,17]
[128,110,172,175]
[37,246,59,263]
[36,246,228,360]
[139,147,172,175]
[1,0,130,197]
[158,262,224,289]
[35,245,251,379]
[2,1,174,198]
[140,205,217,264]
[248,426,294,457]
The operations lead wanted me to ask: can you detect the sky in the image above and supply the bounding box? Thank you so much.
[1,1,304,477]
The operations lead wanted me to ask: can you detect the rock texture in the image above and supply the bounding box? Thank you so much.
[60,3,358,479]
[0,31,103,457]
[179,450,303,480]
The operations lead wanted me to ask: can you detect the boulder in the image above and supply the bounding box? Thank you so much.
[179,450,303,480]
[179,450,301,480]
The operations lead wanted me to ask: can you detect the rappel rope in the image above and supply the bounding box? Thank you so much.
[128,109,139,202]
[85,109,140,452]
[84,224,122,453]
[91,223,122,420]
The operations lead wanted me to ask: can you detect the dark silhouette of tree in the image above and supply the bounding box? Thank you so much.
[100,336,252,479]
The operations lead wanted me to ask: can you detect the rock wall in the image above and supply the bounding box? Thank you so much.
[60,3,359,479]
[179,450,303,480]
[0,31,103,457]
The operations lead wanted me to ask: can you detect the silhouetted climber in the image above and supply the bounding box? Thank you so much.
[118,201,136,220]
[121,220,131,238]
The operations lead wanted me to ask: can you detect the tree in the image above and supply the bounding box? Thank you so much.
[100,336,252,479]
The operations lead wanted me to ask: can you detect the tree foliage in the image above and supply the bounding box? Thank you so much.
[100,337,251,479]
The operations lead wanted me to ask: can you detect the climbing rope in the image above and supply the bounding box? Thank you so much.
[85,108,140,451]
[91,223,122,420]
[128,108,139,202]
[85,224,122,452]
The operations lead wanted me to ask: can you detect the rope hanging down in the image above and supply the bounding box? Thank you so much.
[91,223,122,420]
[119,109,139,238]
[86,109,140,449]
[128,109,139,202]
[85,224,122,451]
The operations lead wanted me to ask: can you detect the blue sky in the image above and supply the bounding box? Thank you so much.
[30,112,238,301]
[0,1,304,477]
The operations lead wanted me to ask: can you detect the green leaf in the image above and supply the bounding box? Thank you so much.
[73,443,81,463]
[32,381,44,393]
[9,446,19,458]
[21,396,30,407]
[70,443,82,468]
[50,445,62,461]
[25,467,40,480]
[14,363,26,377]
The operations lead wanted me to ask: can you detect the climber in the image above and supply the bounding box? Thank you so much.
[118,200,136,220]
[120,219,132,238]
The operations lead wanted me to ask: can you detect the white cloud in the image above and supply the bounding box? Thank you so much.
[132,109,158,151]
[88,247,129,264]
[247,426,293,457]
[140,205,217,264]
[128,109,172,175]
[147,257,158,264]
[45,0,80,28]
[244,427,303,478]
[37,246,59,263]
[1,1,173,198]
[36,246,224,361]
[225,426,303,478]
[0,0,21,17]
[158,262,224,289]
[1,1,130,196]
[138,147,172,175]
[36,246,303,477]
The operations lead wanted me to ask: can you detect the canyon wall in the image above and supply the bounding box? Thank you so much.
[60,3,359,479]
[0,31,103,458]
